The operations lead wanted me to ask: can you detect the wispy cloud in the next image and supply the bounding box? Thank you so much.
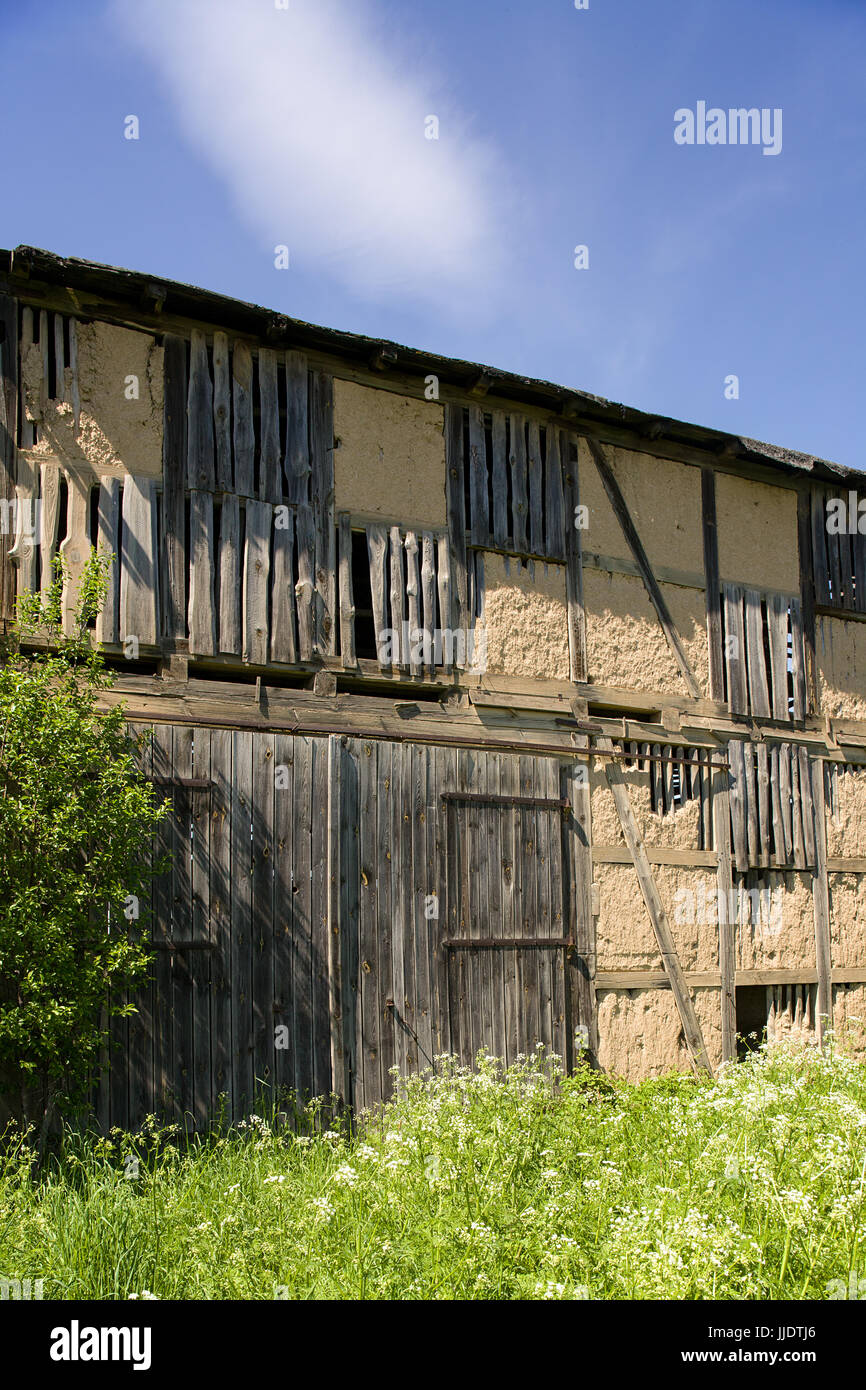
[111,0,510,309]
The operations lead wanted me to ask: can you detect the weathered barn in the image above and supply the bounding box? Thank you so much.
[1,245,865,1128]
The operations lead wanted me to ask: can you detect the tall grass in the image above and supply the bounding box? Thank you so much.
[1,1042,864,1300]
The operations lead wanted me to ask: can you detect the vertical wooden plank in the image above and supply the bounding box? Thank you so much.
[376,741,396,1100]
[292,736,314,1100]
[498,754,520,1063]
[94,474,119,644]
[411,743,434,1071]
[52,312,65,402]
[230,730,254,1113]
[327,736,349,1102]
[161,333,187,642]
[799,745,816,866]
[518,755,540,1054]
[713,759,736,1064]
[188,490,216,656]
[209,727,233,1119]
[744,589,770,717]
[436,533,451,674]
[187,328,215,491]
[743,740,759,866]
[405,531,421,678]
[59,469,89,633]
[756,742,771,868]
[490,410,508,546]
[0,292,19,623]
[810,488,830,605]
[366,522,389,669]
[357,740,379,1110]
[120,475,159,648]
[565,756,596,1063]
[272,732,294,1108]
[563,435,587,682]
[389,524,405,672]
[445,403,467,635]
[811,757,832,1045]
[421,532,436,677]
[295,502,316,662]
[218,493,241,656]
[171,726,195,1127]
[527,419,543,555]
[232,341,254,497]
[767,594,790,720]
[389,744,408,1078]
[283,350,309,504]
[723,584,746,713]
[338,512,356,668]
[662,744,674,814]
[791,746,806,871]
[310,738,332,1101]
[39,311,50,417]
[39,462,61,602]
[242,498,272,665]
[67,317,80,438]
[150,725,174,1118]
[310,371,336,656]
[779,743,793,865]
[468,404,489,547]
[509,414,528,553]
[212,331,233,493]
[728,740,748,873]
[190,727,212,1130]
[9,447,37,600]
[789,597,807,721]
[252,732,276,1109]
[258,348,282,502]
[702,468,724,701]
[769,744,785,866]
[797,492,817,715]
[126,723,154,1129]
[270,505,297,665]
[544,426,566,558]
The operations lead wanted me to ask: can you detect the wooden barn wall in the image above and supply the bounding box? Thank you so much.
[99,726,592,1131]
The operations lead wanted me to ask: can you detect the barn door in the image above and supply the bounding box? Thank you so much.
[441,754,579,1071]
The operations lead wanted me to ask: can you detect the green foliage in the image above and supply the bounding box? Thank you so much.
[0,553,167,1113]
[0,1043,864,1300]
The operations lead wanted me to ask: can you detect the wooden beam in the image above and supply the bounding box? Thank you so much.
[596,735,713,1074]
[596,967,866,990]
[712,757,736,1063]
[586,437,703,700]
[811,757,833,1045]
[563,434,588,683]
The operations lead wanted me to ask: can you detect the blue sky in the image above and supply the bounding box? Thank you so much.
[2,0,864,468]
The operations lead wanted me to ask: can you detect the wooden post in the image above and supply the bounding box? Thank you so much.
[563,758,596,1064]
[597,735,714,1075]
[338,512,356,668]
[563,435,587,682]
[701,468,724,701]
[162,333,187,644]
[445,402,467,636]
[713,758,736,1063]
[811,756,833,1046]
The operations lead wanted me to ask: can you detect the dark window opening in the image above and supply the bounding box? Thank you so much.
[735,986,768,1058]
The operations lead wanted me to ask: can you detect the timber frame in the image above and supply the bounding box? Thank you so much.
[2,243,865,1123]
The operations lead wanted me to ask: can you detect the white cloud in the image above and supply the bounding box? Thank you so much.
[112,0,509,308]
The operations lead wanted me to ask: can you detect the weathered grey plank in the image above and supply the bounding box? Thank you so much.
[212,331,233,493]
[770,744,785,865]
[509,414,528,552]
[218,494,241,655]
[799,745,816,866]
[405,530,422,677]
[544,426,566,558]
[745,587,770,716]
[366,522,389,669]
[490,410,508,546]
[701,468,724,701]
[811,757,832,1045]
[810,489,830,606]
[728,739,748,873]
[468,404,489,546]
[743,740,759,866]
[389,524,405,671]
[292,736,314,1099]
[120,475,159,647]
[779,743,793,865]
[188,489,216,656]
[436,532,452,673]
[767,594,789,720]
[712,760,736,1063]
[242,498,272,665]
[258,348,282,502]
[161,333,187,641]
[723,584,747,713]
[326,736,348,1101]
[295,502,316,661]
[789,596,807,720]
[270,505,297,665]
[187,328,215,490]
[94,474,119,644]
[232,341,255,497]
[527,420,544,555]
[283,351,309,504]
[445,402,468,636]
[756,742,771,867]
[230,730,254,1111]
[421,532,436,676]
[797,492,817,715]
[38,462,61,603]
[190,726,212,1129]
[209,727,233,1117]
[252,732,276,1106]
[310,371,335,656]
[791,746,806,870]
[338,512,356,668]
